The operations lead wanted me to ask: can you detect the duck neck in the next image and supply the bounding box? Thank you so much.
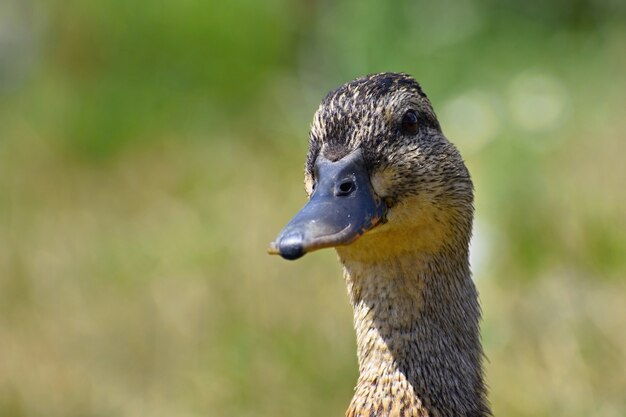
[340,249,490,417]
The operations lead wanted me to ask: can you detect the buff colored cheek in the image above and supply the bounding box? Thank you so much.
[370,169,395,197]
[304,175,315,196]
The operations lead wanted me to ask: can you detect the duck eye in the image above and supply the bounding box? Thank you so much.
[401,110,419,135]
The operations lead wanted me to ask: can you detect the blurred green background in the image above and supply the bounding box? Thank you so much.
[1,0,625,416]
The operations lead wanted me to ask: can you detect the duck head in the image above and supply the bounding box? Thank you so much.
[269,72,473,262]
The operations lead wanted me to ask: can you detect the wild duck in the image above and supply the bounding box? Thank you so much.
[269,73,490,417]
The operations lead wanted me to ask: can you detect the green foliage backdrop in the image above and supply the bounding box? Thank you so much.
[1,1,625,416]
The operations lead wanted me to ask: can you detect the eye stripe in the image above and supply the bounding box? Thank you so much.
[401,110,419,135]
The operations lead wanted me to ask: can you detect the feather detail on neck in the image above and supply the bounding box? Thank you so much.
[340,248,489,417]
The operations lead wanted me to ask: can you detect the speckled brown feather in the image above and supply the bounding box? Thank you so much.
[304,73,490,417]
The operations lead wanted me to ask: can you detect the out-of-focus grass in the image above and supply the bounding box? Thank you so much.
[0,135,357,417]
[1,0,626,416]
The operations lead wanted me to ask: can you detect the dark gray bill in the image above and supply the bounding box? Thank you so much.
[268,149,387,260]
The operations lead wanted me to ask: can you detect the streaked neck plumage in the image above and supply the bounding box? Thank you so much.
[338,243,490,417]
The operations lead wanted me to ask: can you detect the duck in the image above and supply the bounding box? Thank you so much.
[269,72,491,417]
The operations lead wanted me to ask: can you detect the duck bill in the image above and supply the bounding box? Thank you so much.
[268,149,387,260]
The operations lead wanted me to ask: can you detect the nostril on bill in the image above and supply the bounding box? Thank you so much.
[336,179,355,196]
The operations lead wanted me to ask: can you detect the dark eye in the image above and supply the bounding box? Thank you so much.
[401,110,419,135]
